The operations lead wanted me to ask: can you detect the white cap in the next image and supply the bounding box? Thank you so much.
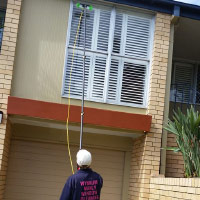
[76,149,92,167]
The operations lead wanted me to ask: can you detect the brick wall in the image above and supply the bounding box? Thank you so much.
[129,12,171,200]
[0,0,22,198]
[166,133,184,178]
[150,178,200,200]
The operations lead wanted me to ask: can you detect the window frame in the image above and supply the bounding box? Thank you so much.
[62,0,155,108]
[170,60,200,104]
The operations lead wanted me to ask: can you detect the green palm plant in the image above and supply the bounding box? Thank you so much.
[165,107,200,177]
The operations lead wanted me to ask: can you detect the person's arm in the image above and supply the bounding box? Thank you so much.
[100,175,103,188]
[60,178,72,200]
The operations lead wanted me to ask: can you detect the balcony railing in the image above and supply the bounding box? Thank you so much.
[170,84,200,113]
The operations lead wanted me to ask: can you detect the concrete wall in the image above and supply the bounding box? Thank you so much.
[11,0,146,115]
[11,0,69,103]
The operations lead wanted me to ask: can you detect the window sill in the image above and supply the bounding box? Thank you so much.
[61,94,147,109]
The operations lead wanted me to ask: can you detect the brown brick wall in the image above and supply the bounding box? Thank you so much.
[0,0,22,198]
[129,12,171,200]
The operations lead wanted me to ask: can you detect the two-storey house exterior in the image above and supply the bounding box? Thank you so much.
[1,0,200,199]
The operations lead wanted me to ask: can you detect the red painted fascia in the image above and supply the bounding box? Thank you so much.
[7,96,152,132]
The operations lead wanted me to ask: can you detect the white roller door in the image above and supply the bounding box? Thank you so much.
[4,140,125,200]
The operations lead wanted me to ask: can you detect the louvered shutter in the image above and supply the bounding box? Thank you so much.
[171,63,194,103]
[63,52,91,98]
[107,59,147,106]
[112,13,123,54]
[96,9,111,52]
[108,11,152,106]
[91,56,107,100]
[63,2,95,98]
[112,11,151,59]
[63,3,112,101]
[107,59,120,102]
[120,61,146,105]
[125,15,151,58]
[90,8,112,101]
[63,2,154,107]
[69,3,94,50]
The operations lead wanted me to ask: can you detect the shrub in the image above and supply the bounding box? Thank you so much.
[165,107,200,177]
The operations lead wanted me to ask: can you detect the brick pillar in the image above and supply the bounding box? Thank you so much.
[129,13,171,200]
[0,0,22,198]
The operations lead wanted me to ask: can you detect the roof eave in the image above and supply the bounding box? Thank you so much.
[104,0,200,20]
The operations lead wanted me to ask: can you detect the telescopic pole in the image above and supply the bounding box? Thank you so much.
[80,6,86,150]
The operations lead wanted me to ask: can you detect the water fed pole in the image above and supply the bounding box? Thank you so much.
[76,3,93,150]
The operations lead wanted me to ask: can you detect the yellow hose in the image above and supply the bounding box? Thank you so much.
[66,11,84,175]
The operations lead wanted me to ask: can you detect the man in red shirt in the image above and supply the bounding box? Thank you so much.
[60,149,103,200]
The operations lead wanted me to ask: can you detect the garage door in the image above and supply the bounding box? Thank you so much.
[4,140,125,200]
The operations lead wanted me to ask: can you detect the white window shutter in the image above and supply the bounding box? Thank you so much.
[112,13,123,54]
[171,63,194,103]
[96,9,111,52]
[63,2,154,107]
[107,59,120,102]
[120,62,147,105]
[111,12,151,106]
[63,52,91,98]
[125,15,151,59]
[69,4,94,50]
[90,7,112,101]
[91,56,107,100]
